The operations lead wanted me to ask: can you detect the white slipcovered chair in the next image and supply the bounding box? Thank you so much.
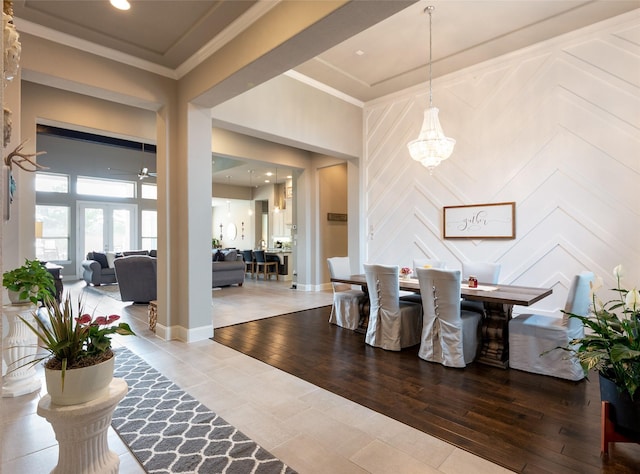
[462,261,502,284]
[417,268,482,367]
[413,258,446,273]
[327,257,365,330]
[461,261,502,314]
[508,272,594,380]
[400,258,448,305]
[364,264,422,351]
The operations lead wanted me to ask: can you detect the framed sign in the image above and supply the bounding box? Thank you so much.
[327,213,347,222]
[443,202,515,239]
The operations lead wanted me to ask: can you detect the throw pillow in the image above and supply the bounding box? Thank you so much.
[223,249,237,262]
[92,252,109,269]
[106,252,117,268]
[123,250,149,256]
[213,250,225,262]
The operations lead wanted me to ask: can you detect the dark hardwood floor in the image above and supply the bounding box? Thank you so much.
[213,306,640,474]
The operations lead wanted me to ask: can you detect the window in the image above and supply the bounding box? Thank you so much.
[141,183,157,200]
[36,173,69,193]
[35,205,70,261]
[141,210,157,250]
[77,176,135,198]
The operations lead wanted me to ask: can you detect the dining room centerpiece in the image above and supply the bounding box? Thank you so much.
[563,265,640,435]
[19,294,135,405]
[2,258,56,305]
[400,267,413,279]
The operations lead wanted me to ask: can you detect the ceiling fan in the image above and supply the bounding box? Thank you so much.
[137,167,157,180]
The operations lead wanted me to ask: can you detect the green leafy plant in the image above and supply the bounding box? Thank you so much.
[563,265,640,399]
[2,258,56,305]
[19,294,135,390]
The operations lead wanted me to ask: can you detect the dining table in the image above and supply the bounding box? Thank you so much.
[330,274,553,369]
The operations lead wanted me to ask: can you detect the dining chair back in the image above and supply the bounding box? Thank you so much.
[416,268,482,367]
[400,258,447,305]
[253,250,278,280]
[509,272,594,380]
[461,261,502,315]
[363,264,422,351]
[327,257,364,330]
[413,258,446,274]
[241,250,254,277]
[462,261,501,284]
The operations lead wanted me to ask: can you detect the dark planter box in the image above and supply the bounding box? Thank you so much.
[599,373,640,438]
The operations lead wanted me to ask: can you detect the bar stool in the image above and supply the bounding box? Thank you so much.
[254,250,278,280]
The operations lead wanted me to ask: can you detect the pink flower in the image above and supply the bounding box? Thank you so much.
[76,314,92,324]
[93,315,120,326]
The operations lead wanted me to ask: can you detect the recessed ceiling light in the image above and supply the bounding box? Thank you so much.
[110,0,130,11]
[266,172,273,177]
[265,179,270,183]
[355,50,364,56]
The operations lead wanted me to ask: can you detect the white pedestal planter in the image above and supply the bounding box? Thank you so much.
[2,304,42,397]
[37,378,128,474]
[45,356,115,406]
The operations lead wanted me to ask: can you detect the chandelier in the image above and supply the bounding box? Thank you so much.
[407,5,455,174]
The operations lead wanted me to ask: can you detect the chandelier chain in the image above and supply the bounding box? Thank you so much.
[428,6,433,107]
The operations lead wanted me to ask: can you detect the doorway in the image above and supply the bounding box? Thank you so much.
[77,201,138,267]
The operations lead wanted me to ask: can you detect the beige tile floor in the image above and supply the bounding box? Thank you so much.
[1,277,513,473]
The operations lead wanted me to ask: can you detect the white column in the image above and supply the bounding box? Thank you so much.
[2,304,41,397]
[37,378,128,474]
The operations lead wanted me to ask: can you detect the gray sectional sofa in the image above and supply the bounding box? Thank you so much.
[113,255,157,303]
[82,250,156,286]
[212,249,245,287]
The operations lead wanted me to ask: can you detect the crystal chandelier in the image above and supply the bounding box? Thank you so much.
[407,5,455,174]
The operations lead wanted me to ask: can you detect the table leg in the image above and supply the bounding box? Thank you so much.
[477,302,512,369]
[355,286,370,334]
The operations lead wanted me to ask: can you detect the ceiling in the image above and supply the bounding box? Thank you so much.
[12,0,639,188]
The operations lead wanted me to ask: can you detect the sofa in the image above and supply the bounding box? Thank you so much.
[212,249,245,287]
[81,250,157,286]
[113,255,157,303]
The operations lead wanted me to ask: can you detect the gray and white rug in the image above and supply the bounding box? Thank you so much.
[112,348,295,474]
[83,283,123,301]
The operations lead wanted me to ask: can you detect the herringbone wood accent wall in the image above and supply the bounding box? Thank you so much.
[363,12,640,315]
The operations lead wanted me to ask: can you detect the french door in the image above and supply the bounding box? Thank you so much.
[77,201,138,269]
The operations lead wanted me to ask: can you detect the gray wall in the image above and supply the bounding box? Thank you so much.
[36,132,157,278]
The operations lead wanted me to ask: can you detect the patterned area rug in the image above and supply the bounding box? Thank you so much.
[82,283,122,301]
[112,348,295,474]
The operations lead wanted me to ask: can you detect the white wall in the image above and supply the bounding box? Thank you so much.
[211,74,363,159]
[212,200,255,250]
[363,11,640,315]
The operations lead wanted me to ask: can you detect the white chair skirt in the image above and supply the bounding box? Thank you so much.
[419,309,481,368]
[509,314,584,381]
[365,302,422,351]
[329,290,363,330]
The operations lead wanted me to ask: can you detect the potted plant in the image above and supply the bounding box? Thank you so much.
[3,258,57,305]
[562,264,640,435]
[19,294,135,405]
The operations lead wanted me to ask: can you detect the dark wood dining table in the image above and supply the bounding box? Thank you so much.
[330,274,553,369]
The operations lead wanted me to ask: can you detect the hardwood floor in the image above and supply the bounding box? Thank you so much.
[214,306,640,474]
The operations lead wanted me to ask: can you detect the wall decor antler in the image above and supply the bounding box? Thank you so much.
[4,139,48,172]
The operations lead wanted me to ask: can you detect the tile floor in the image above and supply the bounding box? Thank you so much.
[1,277,513,473]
